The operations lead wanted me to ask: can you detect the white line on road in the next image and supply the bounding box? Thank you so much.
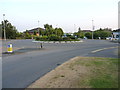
[91,46,118,53]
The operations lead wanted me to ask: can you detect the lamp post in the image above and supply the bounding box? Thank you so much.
[38,20,40,36]
[74,24,76,33]
[3,14,6,41]
[92,20,94,40]
[56,24,58,35]
[118,1,120,28]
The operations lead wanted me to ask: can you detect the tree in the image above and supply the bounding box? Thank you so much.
[33,31,37,35]
[44,24,53,36]
[44,24,64,37]
[23,30,32,39]
[78,27,81,33]
[85,32,92,39]
[1,20,18,39]
[93,28,112,39]
[39,28,45,36]
[55,28,64,37]
[74,28,84,38]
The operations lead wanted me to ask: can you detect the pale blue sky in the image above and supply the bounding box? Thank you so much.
[0,0,119,32]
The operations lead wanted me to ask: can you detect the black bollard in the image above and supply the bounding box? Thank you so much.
[41,43,43,48]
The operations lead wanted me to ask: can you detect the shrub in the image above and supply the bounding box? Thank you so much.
[40,36,48,41]
[48,34,63,41]
[69,36,76,39]
[63,37,71,41]
[35,36,48,41]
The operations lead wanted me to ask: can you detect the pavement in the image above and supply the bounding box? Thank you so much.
[2,39,118,88]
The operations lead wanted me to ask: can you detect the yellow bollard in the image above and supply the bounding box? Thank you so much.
[7,44,13,53]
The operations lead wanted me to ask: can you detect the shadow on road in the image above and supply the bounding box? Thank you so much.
[2,48,45,57]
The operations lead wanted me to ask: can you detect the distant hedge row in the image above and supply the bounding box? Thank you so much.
[35,34,79,41]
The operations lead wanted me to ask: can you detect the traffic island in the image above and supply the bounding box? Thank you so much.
[27,57,118,88]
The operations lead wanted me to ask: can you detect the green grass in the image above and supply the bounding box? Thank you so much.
[90,58,118,88]
[70,57,119,88]
[90,75,118,88]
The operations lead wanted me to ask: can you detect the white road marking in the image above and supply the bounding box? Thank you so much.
[91,46,118,53]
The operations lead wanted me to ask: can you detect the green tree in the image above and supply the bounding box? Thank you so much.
[93,28,112,39]
[33,31,37,35]
[44,24,53,36]
[44,24,64,37]
[39,28,45,36]
[55,28,64,37]
[1,20,18,39]
[24,30,31,39]
[85,32,92,39]
[78,27,81,33]
[74,28,84,38]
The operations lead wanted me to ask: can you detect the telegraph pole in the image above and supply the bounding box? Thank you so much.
[3,14,6,41]
[92,20,94,40]
[56,24,58,35]
[38,20,40,36]
[74,24,76,33]
[118,1,120,28]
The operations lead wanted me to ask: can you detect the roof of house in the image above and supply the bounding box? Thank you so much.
[82,30,92,32]
[28,27,45,33]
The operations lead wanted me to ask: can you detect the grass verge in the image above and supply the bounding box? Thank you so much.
[27,57,118,88]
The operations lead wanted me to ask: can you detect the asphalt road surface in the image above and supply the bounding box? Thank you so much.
[2,39,118,88]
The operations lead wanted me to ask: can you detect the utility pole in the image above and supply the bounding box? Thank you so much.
[38,20,40,36]
[74,24,76,33]
[92,20,94,40]
[3,14,6,41]
[118,1,120,28]
[56,24,58,35]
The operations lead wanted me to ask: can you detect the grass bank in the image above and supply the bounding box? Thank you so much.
[28,57,118,88]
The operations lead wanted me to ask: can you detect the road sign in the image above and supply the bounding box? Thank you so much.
[7,44,13,53]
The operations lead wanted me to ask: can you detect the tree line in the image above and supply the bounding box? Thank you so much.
[74,27,113,39]
[0,20,116,40]
[32,24,64,37]
[0,20,64,39]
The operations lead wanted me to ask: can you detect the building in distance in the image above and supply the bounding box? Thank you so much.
[27,27,45,36]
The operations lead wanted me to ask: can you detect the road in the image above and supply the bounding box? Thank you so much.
[2,39,118,88]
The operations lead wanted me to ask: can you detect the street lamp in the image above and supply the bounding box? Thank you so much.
[38,20,40,36]
[118,1,120,28]
[3,14,6,41]
[92,20,94,40]
[56,24,58,35]
[74,24,76,33]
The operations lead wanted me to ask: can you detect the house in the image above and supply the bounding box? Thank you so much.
[27,27,45,36]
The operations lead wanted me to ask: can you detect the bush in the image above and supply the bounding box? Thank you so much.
[40,36,48,41]
[48,34,63,41]
[85,32,92,39]
[25,35,32,39]
[35,35,79,41]
[35,37,40,40]
[35,36,48,41]
[63,37,71,41]
[69,36,76,39]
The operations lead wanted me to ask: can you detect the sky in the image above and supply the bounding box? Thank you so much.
[0,0,119,33]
